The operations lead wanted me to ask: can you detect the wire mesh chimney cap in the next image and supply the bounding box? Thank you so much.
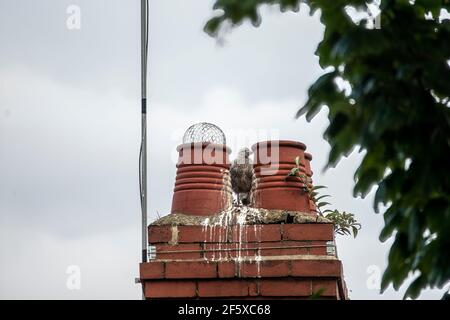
[182,122,226,145]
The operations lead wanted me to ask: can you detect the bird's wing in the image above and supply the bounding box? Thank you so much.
[244,165,254,178]
[229,164,240,193]
[230,163,239,175]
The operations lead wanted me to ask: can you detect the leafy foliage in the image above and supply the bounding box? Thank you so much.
[325,210,361,237]
[206,0,450,299]
[288,157,361,237]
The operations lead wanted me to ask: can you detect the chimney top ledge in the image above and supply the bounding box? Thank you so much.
[151,210,332,226]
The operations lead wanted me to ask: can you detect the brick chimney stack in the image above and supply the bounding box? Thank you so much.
[139,140,348,299]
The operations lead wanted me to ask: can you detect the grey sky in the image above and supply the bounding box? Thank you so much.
[0,0,445,299]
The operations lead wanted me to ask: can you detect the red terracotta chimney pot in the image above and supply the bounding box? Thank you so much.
[170,142,232,216]
[251,140,316,214]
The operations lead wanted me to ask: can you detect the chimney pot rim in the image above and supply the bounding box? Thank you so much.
[251,140,307,151]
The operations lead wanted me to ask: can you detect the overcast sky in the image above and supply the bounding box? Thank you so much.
[0,0,446,299]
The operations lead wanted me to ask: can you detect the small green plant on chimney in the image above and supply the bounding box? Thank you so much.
[287,156,361,238]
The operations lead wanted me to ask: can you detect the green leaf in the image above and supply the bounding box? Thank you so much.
[315,194,331,202]
[204,16,224,37]
[288,167,299,176]
[317,202,331,208]
[352,226,359,238]
[404,275,425,300]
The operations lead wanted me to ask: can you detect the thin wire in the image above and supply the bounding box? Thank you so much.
[139,131,144,209]
[146,0,149,73]
[139,0,149,263]
[139,0,148,221]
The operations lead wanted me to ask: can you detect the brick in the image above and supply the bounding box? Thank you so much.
[156,243,201,259]
[204,241,313,260]
[204,225,229,243]
[148,225,172,243]
[341,279,349,300]
[309,241,328,255]
[203,243,235,260]
[312,279,338,297]
[218,261,236,278]
[241,260,290,278]
[178,224,283,244]
[144,280,196,298]
[178,225,227,243]
[206,241,310,259]
[175,226,201,243]
[197,280,257,297]
[291,259,341,277]
[165,261,217,279]
[283,224,333,241]
[260,241,310,256]
[230,225,281,242]
[249,281,259,296]
[140,262,165,279]
[231,243,266,258]
[204,243,260,259]
[259,279,312,297]
[177,224,284,244]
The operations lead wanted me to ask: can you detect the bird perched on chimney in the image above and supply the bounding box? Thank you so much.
[230,147,254,206]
